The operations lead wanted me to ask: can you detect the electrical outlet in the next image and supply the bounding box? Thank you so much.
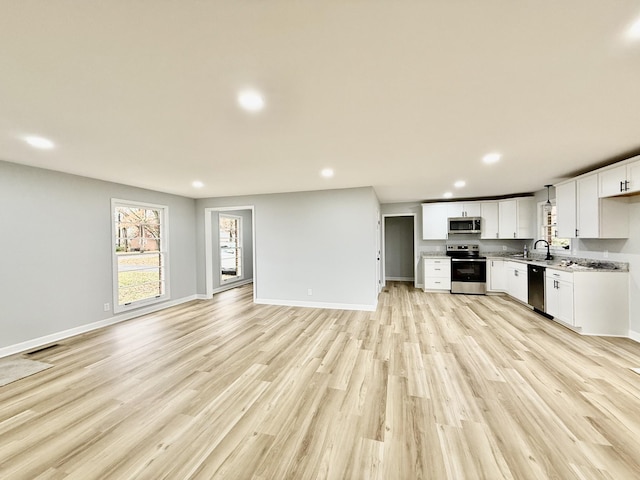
[603,250,609,258]
[307,289,313,296]
[502,245,507,251]
[103,303,110,312]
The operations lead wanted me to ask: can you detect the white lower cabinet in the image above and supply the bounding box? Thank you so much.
[545,270,574,326]
[543,268,628,335]
[423,258,451,292]
[506,261,528,303]
[487,259,506,292]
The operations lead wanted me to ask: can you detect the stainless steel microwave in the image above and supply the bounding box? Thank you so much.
[448,217,481,234]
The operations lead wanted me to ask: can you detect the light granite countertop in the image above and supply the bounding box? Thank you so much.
[485,253,628,273]
[420,251,628,272]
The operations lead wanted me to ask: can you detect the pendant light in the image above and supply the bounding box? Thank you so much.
[543,185,553,215]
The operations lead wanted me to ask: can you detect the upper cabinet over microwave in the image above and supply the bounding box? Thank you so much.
[448,217,481,234]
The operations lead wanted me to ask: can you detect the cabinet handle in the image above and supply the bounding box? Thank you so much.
[492,261,494,267]
[513,233,516,238]
[496,233,498,238]
[620,181,624,192]
[575,229,579,237]
[625,180,630,191]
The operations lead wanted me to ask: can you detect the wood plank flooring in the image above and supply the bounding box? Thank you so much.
[2,282,640,479]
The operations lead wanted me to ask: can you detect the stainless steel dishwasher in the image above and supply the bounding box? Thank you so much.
[527,264,546,314]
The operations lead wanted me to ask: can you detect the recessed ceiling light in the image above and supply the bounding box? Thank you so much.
[483,152,501,164]
[627,17,640,39]
[24,135,55,150]
[192,180,204,188]
[454,180,466,188]
[237,89,265,112]
[443,192,453,199]
[321,168,334,178]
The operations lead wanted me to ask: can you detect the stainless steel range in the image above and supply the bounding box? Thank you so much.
[446,244,487,295]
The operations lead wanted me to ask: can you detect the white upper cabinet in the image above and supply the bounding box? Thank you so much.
[423,197,531,240]
[421,203,449,240]
[599,156,640,197]
[446,202,481,218]
[576,175,600,238]
[555,174,628,238]
[498,198,533,239]
[480,202,499,239]
[555,181,576,239]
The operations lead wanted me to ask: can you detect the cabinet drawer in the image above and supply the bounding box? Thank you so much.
[423,258,450,265]
[423,259,451,275]
[425,264,451,276]
[424,278,451,290]
[546,268,573,283]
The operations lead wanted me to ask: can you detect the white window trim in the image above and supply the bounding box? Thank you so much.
[111,198,170,313]
[219,213,244,284]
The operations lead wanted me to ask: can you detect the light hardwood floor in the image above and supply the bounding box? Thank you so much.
[2,282,640,479]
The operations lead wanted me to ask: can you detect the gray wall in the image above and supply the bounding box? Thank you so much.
[384,216,414,280]
[196,187,380,308]
[210,208,254,290]
[0,161,197,350]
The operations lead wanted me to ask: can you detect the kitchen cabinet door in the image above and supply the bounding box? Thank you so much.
[555,181,576,238]
[481,202,499,239]
[545,271,574,326]
[576,175,599,238]
[599,165,628,198]
[463,202,481,217]
[498,198,533,239]
[599,158,640,197]
[422,203,448,240]
[626,159,640,194]
[447,202,481,218]
[488,259,506,292]
[498,200,517,239]
[506,261,527,303]
[446,202,465,218]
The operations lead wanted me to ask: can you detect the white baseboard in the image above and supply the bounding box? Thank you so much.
[0,294,200,359]
[629,330,640,343]
[255,297,377,312]
[385,276,415,282]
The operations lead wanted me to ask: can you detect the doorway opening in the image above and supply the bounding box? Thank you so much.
[382,214,417,287]
[205,206,256,299]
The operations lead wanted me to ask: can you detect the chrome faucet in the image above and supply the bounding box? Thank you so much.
[534,239,553,260]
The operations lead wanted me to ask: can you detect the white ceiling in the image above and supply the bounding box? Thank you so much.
[2,1,640,203]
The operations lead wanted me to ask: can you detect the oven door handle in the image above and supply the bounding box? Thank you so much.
[451,258,486,262]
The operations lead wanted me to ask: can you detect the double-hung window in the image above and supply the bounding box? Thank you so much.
[112,199,168,312]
